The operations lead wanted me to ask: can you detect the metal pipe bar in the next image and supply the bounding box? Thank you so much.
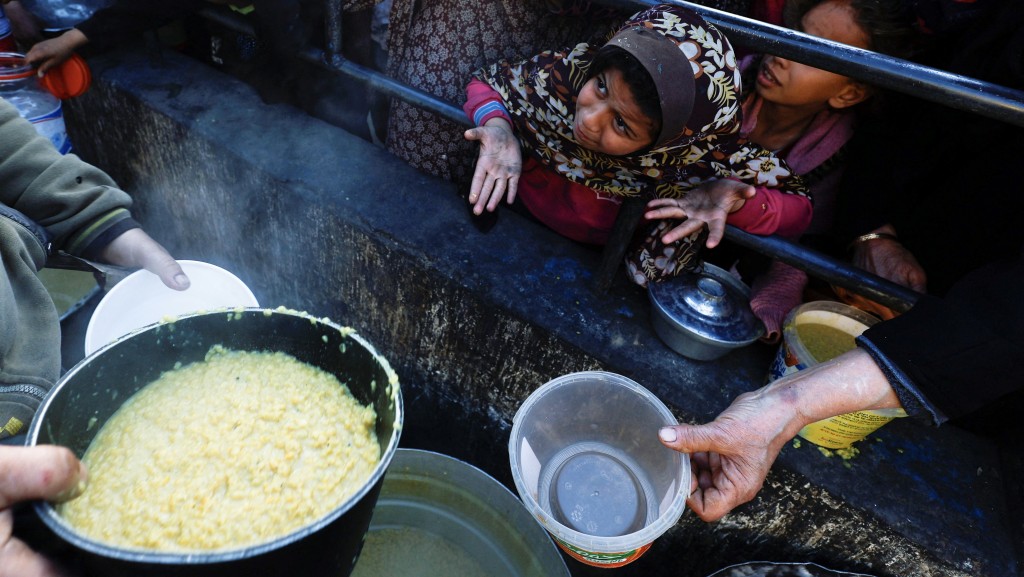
[323,0,344,65]
[724,226,919,311]
[206,0,1024,127]
[600,0,1024,128]
[297,47,471,126]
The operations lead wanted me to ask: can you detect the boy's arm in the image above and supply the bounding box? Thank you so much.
[74,0,209,51]
[0,98,137,258]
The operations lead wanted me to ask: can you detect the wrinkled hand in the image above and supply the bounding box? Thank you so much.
[644,179,756,249]
[658,388,794,522]
[0,446,87,577]
[659,349,901,522]
[99,228,190,291]
[24,29,88,76]
[464,118,521,215]
[851,232,927,293]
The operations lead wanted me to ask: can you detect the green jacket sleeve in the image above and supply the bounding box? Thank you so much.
[0,98,139,262]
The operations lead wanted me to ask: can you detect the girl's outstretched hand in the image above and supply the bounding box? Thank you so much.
[464,118,522,215]
[645,179,756,248]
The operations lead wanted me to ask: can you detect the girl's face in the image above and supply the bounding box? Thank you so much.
[755,0,870,111]
[574,68,657,156]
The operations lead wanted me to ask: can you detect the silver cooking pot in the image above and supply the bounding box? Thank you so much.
[27,308,403,577]
[648,263,764,361]
[707,561,878,577]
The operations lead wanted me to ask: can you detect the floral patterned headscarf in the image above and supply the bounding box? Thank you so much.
[474,3,809,283]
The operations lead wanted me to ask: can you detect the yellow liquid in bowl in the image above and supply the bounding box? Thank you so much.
[796,322,856,363]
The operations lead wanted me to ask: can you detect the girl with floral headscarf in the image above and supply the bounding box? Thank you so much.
[462,3,811,285]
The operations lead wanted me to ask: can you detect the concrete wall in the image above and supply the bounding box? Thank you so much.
[63,48,1018,577]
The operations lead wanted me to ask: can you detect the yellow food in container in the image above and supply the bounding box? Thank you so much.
[59,346,379,552]
[767,301,906,449]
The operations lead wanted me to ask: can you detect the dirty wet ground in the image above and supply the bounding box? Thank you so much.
[31,45,1024,577]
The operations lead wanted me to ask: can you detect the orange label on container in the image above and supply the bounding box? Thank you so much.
[554,537,652,568]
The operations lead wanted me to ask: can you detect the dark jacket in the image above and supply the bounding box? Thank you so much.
[848,0,1024,437]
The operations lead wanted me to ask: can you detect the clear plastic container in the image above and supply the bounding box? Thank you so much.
[0,52,71,153]
[509,371,689,568]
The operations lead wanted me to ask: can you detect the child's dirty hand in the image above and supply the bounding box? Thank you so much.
[465,118,521,215]
[645,179,755,248]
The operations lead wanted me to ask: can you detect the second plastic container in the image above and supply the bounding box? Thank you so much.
[0,52,71,153]
[509,371,689,568]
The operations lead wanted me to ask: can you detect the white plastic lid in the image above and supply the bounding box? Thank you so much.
[84,260,258,355]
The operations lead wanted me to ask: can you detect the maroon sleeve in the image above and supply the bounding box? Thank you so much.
[726,186,812,239]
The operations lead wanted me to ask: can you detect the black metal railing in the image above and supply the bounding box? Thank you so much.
[197,0,1023,311]
[611,0,1024,128]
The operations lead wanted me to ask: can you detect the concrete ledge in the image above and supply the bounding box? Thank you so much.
[62,48,1016,576]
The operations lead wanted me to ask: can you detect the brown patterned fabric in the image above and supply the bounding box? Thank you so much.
[342,0,381,11]
[384,0,625,184]
[383,0,755,184]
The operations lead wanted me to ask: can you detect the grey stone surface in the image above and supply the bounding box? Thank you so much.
[58,48,1017,577]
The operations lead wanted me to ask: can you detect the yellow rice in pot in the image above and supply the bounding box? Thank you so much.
[58,346,379,552]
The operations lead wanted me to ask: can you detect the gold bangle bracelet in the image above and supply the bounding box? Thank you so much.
[847,231,897,252]
[849,232,899,250]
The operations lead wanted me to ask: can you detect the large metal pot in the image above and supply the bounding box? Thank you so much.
[26,308,403,577]
[354,449,571,576]
[706,561,877,577]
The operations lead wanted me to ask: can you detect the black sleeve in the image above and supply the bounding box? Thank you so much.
[857,247,1024,428]
[75,0,209,51]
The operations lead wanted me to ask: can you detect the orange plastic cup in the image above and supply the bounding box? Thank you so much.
[40,53,91,99]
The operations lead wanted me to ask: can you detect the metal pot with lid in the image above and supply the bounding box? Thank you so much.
[648,263,764,361]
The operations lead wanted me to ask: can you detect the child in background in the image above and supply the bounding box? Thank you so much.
[463,3,811,286]
[735,0,917,340]
[22,0,325,100]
